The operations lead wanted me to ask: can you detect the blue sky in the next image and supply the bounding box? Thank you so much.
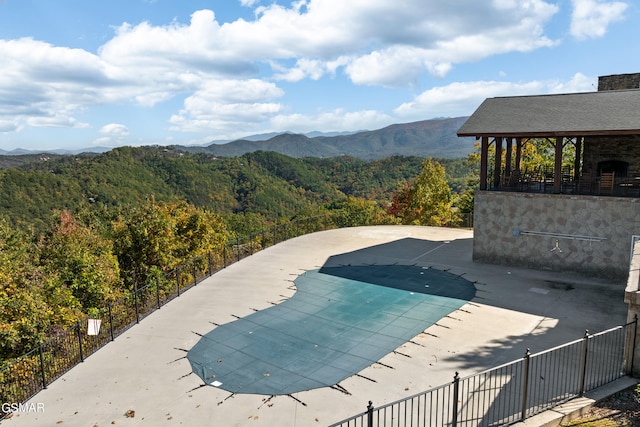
[0,0,637,151]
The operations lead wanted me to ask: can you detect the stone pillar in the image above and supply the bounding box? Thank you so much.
[624,239,640,377]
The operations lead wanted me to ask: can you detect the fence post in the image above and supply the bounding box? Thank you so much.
[452,372,459,427]
[176,269,181,297]
[108,304,114,341]
[193,263,198,286]
[38,343,47,389]
[208,252,213,277]
[366,400,374,427]
[520,349,531,421]
[76,321,84,362]
[579,330,590,395]
[133,285,140,324]
[156,277,161,309]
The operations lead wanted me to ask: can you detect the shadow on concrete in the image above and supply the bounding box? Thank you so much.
[315,236,628,372]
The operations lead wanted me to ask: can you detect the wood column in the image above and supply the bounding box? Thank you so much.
[515,138,522,173]
[574,136,583,178]
[480,136,489,190]
[493,137,503,189]
[553,137,563,193]
[505,137,513,178]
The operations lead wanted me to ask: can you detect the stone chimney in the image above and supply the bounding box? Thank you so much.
[598,73,640,91]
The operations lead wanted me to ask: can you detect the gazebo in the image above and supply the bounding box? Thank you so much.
[457,73,640,280]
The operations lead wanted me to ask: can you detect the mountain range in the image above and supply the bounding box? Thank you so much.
[181,117,474,160]
[0,117,475,161]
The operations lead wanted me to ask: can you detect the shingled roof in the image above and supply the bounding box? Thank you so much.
[457,89,640,138]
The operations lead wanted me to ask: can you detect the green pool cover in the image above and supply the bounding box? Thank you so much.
[187,264,475,395]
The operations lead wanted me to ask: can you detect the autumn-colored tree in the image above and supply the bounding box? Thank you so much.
[388,159,454,226]
[38,210,122,313]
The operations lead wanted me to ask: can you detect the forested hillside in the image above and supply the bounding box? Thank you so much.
[0,147,476,360]
[0,147,472,231]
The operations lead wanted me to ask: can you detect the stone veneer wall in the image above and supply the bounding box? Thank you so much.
[474,191,640,281]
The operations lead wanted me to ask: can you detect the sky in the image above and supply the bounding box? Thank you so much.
[0,0,637,152]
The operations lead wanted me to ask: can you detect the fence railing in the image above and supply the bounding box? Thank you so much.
[329,318,637,427]
[0,211,355,416]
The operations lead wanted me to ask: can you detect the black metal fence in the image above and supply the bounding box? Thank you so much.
[329,318,637,427]
[0,212,349,416]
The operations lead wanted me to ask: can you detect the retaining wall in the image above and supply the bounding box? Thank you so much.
[474,191,640,281]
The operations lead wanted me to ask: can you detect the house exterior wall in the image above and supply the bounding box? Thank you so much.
[582,135,640,177]
[473,191,640,281]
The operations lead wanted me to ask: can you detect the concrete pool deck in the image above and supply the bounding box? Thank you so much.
[2,226,630,426]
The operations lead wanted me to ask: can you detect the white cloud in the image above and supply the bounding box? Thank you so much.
[100,123,130,137]
[272,58,333,82]
[570,0,628,40]
[0,1,608,141]
[270,109,393,134]
[0,38,103,130]
[168,79,284,133]
[394,73,596,119]
[252,0,558,86]
[0,119,20,133]
[546,72,596,93]
[94,123,131,147]
[97,1,560,89]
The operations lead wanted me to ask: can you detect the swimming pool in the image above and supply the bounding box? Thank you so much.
[187,264,476,395]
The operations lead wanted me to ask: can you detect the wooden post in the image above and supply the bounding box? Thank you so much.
[480,137,489,190]
[505,137,513,179]
[493,137,503,189]
[515,137,522,173]
[574,137,583,178]
[554,137,563,193]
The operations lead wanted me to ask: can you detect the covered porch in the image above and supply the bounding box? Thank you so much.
[458,89,640,198]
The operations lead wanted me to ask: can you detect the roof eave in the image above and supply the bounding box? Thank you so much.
[456,129,640,138]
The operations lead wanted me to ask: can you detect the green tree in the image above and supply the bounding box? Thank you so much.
[332,196,395,228]
[388,159,454,226]
[112,198,227,288]
[469,137,577,176]
[0,219,80,359]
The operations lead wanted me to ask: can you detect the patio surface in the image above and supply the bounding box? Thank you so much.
[2,226,629,426]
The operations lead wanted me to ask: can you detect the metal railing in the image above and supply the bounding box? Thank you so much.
[329,318,637,427]
[0,212,346,416]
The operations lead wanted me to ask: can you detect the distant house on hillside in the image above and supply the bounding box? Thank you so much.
[457,73,640,281]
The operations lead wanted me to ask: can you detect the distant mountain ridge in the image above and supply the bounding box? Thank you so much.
[180,117,474,160]
[0,146,112,156]
[2,117,474,160]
